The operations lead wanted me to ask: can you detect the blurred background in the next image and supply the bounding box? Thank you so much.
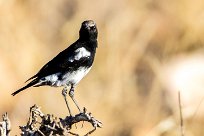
[0,0,204,135]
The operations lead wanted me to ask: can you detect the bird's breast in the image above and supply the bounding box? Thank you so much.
[61,66,92,86]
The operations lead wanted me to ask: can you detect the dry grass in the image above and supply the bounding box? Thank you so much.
[0,0,204,135]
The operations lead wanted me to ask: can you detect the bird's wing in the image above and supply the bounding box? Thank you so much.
[29,43,91,80]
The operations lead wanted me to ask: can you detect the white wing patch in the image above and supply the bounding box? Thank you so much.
[69,47,90,62]
[44,73,60,85]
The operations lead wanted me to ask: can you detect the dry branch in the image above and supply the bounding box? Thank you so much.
[0,112,11,136]
[20,105,102,136]
[178,91,184,136]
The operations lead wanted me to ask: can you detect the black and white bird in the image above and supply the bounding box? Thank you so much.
[12,20,98,116]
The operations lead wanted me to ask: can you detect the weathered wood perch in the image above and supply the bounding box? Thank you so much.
[20,105,102,136]
[0,112,11,136]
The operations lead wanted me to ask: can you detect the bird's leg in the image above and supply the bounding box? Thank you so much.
[62,87,72,116]
[69,85,82,113]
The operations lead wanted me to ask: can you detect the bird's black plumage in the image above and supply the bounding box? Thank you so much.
[12,20,98,96]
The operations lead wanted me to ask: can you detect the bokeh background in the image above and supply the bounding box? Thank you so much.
[1,0,204,135]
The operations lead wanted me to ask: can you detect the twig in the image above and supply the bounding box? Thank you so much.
[0,112,11,136]
[192,96,204,119]
[68,131,79,136]
[84,127,96,136]
[178,91,184,136]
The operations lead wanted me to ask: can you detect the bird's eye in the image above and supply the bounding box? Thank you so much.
[90,26,96,29]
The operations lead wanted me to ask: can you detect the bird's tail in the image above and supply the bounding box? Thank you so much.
[12,78,39,96]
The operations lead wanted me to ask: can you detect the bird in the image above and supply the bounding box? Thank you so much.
[12,20,98,116]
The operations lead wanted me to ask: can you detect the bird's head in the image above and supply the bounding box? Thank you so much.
[79,20,98,41]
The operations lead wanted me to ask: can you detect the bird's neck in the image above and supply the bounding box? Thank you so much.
[79,36,97,41]
[79,37,97,47]
[87,39,98,50]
